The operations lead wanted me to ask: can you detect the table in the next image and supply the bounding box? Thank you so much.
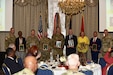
[52,64,102,75]
[38,61,102,75]
[79,64,102,75]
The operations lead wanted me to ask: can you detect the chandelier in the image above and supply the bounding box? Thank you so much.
[58,0,86,15]
[58,0,98,15]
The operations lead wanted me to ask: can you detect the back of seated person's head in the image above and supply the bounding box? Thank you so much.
[27,45,38,57]
[8,43,16,51]
[6,48,15,57]
[24,56,38,73]
[66,54,80,70]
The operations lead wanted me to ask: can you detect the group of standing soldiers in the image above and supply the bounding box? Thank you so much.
[5,27,113,64]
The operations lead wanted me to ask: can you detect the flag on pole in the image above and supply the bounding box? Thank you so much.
[69,16,72,29]
[53,13,57,34]
[81,16,84,32]
[37,15,43,40]
[53,13,60,34]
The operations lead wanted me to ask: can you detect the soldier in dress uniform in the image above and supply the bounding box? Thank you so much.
[26,29,39,50]
[51,27,64,59]
[5,28,16,49]
[101,29,113,56]
[39,32,52,61]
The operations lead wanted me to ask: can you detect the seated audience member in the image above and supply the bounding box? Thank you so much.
[26,45,41,60]
[13,56,38,75]
[8,43,17,59]
[4,48,23,74]
[102,48,113,75]
[62,54,85,75]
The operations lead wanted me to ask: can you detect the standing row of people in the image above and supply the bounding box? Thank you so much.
[5,27,113,64]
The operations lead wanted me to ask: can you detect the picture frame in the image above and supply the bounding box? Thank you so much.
[92,44,97,51]
[80,42,85,49]
[19,44,24,51]
[68,39,74,47]
[56,41,61,48]
[43,44,48,50]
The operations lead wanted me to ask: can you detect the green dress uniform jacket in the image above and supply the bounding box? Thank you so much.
[13,68,34,75]
[62,70,85,75]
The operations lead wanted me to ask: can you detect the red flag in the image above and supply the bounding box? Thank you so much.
[81,16,84,32]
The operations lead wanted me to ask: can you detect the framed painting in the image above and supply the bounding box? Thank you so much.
[19,44,24,51]
[92,44,97,51]
[56,41,61,48]
[43,44,48,50]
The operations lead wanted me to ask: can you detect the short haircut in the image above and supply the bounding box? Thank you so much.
[67,54,80,66]
[6,48,14,56]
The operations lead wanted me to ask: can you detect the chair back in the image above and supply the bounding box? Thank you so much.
[2,63,11,75]
[36,65,53,75]
[106,63,113,75]
[16,57,23,68]
[98,58,106,68]
[81,70,93,75]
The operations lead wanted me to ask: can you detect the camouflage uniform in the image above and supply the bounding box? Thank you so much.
[13,68,34,75]
[51,33,64,59]
[5,33,16,49]
[101,35,113,56]
[39,37,52,61]
[26,36,39,50]
[62,70,85,75]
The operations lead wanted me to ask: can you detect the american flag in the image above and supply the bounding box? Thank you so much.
[37,15,43,40]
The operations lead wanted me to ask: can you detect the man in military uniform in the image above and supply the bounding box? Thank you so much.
[26,29,39,50]
[5,28,16,49]
[39,32,52,61]
[51,27,64,59]
[13,56,38,75]
[101,29,113,56]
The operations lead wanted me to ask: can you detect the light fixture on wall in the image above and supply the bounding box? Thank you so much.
[58,0,98,15]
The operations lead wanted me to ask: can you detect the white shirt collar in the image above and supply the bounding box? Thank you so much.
[8,56,14,60]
